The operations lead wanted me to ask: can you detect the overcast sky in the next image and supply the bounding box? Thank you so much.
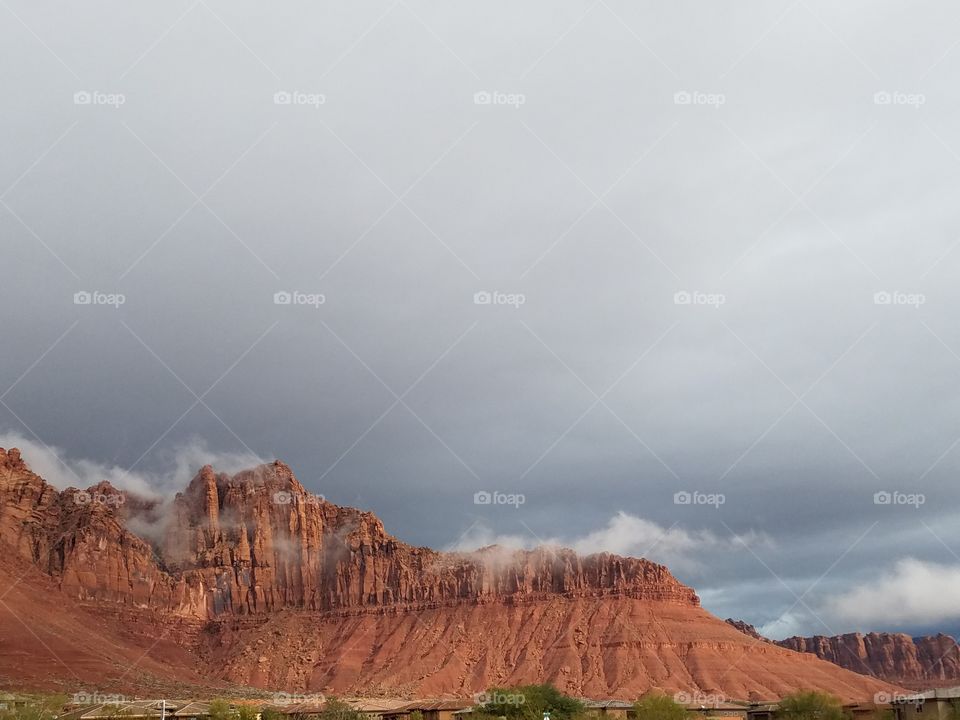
[4,0,960,641]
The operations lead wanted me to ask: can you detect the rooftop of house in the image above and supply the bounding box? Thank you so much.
[63,701,192,720]
[52,691,931,720]
[893,687,960,702]
[685,702,751,711]
[583,700,634,709]
[172,702,213,717]
[346,699,413,713]
[265,701,328,716]
[382,699,477,714]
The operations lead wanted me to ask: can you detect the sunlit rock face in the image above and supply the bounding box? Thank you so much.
[778,632,960,687]
[0,446,904,700]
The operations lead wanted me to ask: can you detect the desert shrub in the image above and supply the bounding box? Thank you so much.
[207,700,236,720]
[476,684,584,720]
[775,692,844,720]
[260,707,284,720]
[0,695,68,720]
[237,706,259,720]
[632,694,691,720]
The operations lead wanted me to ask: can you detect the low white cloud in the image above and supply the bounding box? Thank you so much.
[825,557,960,627]
[758,611,809,640]
[449,510,768,574]
[0,431,266,497]
[750,557,960,640]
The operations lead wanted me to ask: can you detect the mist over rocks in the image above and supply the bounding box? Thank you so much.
[0,446,700,618]
[0,445,905,699]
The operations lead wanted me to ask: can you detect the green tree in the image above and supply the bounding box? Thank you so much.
[208,700,235,720]
[478,684,584,720]
[633,694,690,720]
[0,694,68,720]
[776,692,844,720]
[259,708,283,720]
[318,699,366,720]
[99,706,136,720]
[237,706,258,720]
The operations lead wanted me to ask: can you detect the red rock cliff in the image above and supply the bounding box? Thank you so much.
[0,448,698,620]
[0,447,906,700]
[778,632,960,687]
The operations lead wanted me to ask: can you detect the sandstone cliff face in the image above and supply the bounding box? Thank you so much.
[0,446,905,700]
[0,448,697,620]
[778,633,960,687]
[157,459,700,618]
[0,447,204,613]
[725,618,767,641]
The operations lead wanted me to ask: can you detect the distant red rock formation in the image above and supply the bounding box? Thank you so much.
[0,446,905,700]
[725,619,767,641]
[1,449,698,618]
[778,633,960,688]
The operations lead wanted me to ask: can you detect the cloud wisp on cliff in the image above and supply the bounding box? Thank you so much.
[0,431,265,498]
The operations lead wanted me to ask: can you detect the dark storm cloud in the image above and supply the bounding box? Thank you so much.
[4,0,960,638]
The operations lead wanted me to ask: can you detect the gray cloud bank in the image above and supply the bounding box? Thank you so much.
[4,0,960,639]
